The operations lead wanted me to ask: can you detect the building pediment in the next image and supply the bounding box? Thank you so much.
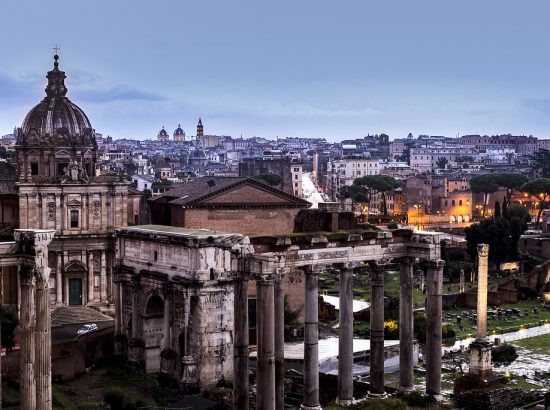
[66,199,82,207]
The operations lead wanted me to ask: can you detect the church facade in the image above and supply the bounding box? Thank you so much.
[6,55,141,308]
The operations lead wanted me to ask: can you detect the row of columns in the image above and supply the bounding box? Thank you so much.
[233,257,445,409]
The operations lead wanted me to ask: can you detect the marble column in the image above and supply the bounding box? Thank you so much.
[100,250,107,302]
[233,264,249,410]
[160,282,177,380]
[87,252,94,304]
[56,252,62,305]
[399,258,414,392]
[128,275,144,369]
[302,265,321,410]
[469,244,493,378]
[35,266,52,409]
[459,269,465,294]
[20,266,36,410]
[425,260,444,398]
[369,263,385,397]
[337,263,354,406]
[274,270,286,410]
[256,274,275,410]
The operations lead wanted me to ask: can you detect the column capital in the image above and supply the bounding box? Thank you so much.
[477,243,489,257]
[303,264,324,276]
[400,256,415,265]
[427,259,445,269]
[15,229,56,268]
[164,281,175,296]
[20,266,36,286]
[336,261,361,272]
[34,267,52,288]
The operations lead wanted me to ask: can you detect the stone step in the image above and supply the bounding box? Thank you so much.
[51,306,113,325]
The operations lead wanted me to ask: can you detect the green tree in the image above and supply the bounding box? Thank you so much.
[339,184,372,212]
[502,196,508,219]
[492,173,529,202]
[494,201,501,218]
[436,157,448,170]
[1,305,19,350]
[520,178,550,228]
[470,174,499,217]
[253,173,282,186]
[529,149,550,178]
[354,175,401,215]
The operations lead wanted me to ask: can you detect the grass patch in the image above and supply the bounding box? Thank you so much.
[511,332,550,354]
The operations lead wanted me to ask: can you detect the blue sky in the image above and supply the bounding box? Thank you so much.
[2,1,550,140]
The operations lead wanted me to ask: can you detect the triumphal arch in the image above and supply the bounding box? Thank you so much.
[114,225,444,409]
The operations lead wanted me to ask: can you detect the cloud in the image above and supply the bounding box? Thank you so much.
[73,85,168,103]
[0,73,41,101]
[265,102,381,118]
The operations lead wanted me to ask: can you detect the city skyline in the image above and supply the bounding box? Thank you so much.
[2,1,550,140]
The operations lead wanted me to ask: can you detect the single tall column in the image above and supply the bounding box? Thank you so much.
[256,275,275,410]
[337,264,354,406]
[87,252,94,304]
[233,266,249,410]
[56,252,62,305]
[100,250,107,302]
[113,277,121,334]
[469,244,493,378]
[274,271,286,410]
[370,263,385,397]
[35,267,52,410]
[20,267,36,410]
[425,260,444,398]
[302,266,321,410]
[162,283,172,350]
[128,275,144,369]
[476,245,489,340]
[399,258,414,392]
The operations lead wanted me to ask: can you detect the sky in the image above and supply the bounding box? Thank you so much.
[2,1,550,141]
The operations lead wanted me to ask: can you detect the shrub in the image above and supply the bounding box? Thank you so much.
[103,389,125,410]
[384,320,399,339]
[492,343,518,365]
[442,325,456,339]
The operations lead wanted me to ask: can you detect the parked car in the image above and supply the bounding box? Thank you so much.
[77,323,98,335]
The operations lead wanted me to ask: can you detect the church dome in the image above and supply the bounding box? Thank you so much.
[17,55,96,148]
[173,124,185,137]
[158,126,168,137]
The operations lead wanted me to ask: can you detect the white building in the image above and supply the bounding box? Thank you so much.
[291,164,303,198]
[326,158,380,200]
[410,147,478,172]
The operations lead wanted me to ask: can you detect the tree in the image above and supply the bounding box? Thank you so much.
[529,149,550,178]
[492,173,529,202]
[1,305,19,351]
[502,196,508,219]
[253,173,282,186]
[494,201,501,218]
[470,174,499,217]
[339,184,372,212]
[354,175,401,215]
[520,179,550,228]
[436,157,448,170]
[397,140,415,165]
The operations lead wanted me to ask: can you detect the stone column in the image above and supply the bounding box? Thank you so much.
[337,263,355,406]
[469,244,492,378]
[87,252,94,303]
[56,252,62,305]
[128,275,144,370]
[256,274,275,410]
[274,270,286,410]
[233,262,249,410]
[100,250,107,302]
[35,266,52,409]
[370,263,385,397]
[160,282,177,381]
[459,269,465,293]
[19,266,36,410]
[425,260,444,398]
[399,257,414,392]
[302,265,321,410]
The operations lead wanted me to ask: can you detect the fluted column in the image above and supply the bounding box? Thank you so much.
[56,252,62,305]
[35,266,52,409]
[256,274,275,410]
[302,265,321,410]
[370,262,385,397]
[399,257,414,392]
[274,270,286,410]
[20,266,36,410]
[233,262,249,410]
[337,263,355,406]
[425,260,444,398]
[100,250,107,302]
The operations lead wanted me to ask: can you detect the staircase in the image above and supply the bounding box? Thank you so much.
[51,306,114,326]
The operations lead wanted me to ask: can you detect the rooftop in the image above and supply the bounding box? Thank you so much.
[119,224,234,237]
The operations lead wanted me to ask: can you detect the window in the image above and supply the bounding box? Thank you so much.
[459,200,463,206]
[30,162,38,175]
[154,251,158,262]
[445,200,448,206]
[452,200,456,207]
[57,162,68,175]
[70,210,79,228]
[294,174,298,179]
[294,182,298,187]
